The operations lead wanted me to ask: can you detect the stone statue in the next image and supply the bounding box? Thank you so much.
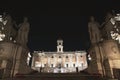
[0,21,4,32]
[3,14,13,41]
[88,16,101,44]
[1,13,18,42]
[0,15,4,31]
[11,21,18,41]
[16,17,30,47]
[102,12,114,39]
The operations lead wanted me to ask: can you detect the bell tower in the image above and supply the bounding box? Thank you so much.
[57,39,63,53]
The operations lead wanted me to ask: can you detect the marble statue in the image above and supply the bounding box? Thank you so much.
[16,17,30,47]
[88,16,101,44]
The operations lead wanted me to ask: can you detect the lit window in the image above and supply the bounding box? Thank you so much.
[35,62,41,67]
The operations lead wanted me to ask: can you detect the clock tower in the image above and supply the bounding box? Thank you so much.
[57,39,63,53]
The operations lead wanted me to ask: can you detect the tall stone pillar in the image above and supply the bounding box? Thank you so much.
[31,56,35,68]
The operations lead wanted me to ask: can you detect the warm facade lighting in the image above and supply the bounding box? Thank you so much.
[31,39,88,73]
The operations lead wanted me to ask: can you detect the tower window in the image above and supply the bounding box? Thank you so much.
[59,43,61,45]
[59,48,61,51]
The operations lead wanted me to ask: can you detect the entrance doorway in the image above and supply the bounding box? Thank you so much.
[58,64,61,69]
[58,64,61,73]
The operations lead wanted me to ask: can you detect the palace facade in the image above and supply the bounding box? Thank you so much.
[31,39,88,73]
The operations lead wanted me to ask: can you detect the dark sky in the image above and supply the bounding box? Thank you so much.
[0,0,120,52]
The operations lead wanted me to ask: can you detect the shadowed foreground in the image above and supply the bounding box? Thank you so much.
[11,72,104,80]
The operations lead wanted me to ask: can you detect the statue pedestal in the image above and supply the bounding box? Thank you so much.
[0,42,33,79]
[13,44,34,76]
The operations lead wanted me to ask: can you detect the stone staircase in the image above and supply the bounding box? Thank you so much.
[12,73,103,80]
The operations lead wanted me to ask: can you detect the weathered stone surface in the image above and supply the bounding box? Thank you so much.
[0,42,34,79]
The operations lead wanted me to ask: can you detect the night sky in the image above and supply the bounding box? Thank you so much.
[0,0,120,52]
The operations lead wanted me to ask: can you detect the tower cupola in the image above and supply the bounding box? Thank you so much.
[57,39,63,52]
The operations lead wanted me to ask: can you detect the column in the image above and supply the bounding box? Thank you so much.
[76,54,78,67]
[70,55,72,67]
[31,57,34,67]
[47,56,50,67]
[54,55,56,67]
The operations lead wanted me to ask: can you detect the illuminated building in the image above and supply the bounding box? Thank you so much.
[31,39,88,73]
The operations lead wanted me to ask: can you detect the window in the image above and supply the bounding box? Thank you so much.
[58,64,61,68]
[59,56,61,58]
[35,62,41,67]
[44,64,46,67]
[66,56,68,58]
[51,56,54,58]
[66,64,68,67]
[51,64,53,67]
[59,43,61,45]
[59,48,61,51]
[73,64,75,67]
